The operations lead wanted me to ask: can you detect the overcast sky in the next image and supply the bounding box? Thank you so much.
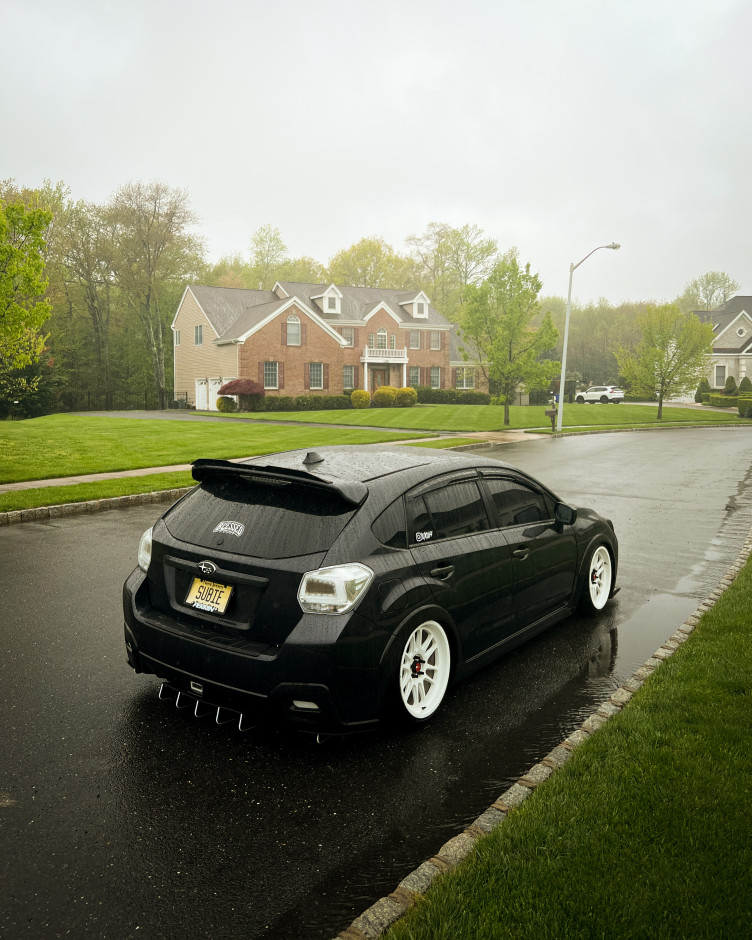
[3,0,750,304]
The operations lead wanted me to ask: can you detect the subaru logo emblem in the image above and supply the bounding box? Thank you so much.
[198,560,217,575]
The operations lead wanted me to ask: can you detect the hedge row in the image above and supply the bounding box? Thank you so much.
[738,398,752,418]
[217,394,353,413]
[708,395,740,408]
[414,386,491,405]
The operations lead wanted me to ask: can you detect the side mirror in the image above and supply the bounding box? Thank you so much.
[555,502,577,526]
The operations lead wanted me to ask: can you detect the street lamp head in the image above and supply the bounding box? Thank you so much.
[606,242,621,250]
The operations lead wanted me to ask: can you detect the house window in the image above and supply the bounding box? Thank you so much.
[430,366,441,389]
[408,366,420,388]
[377,328,387,349]
[409,330,421,349]
[286,314,301,345]
[343,365,355,389]
[715,365,726,387]
[341,327,354,346]
[737,326,747,338]
[389,334,396,349]
[194,324,203,346]
[328,296,337,310]
[174,330,181,346]
[263,361,279,389]
[368,333,375,349]
[456,368,475,389]
[416,302,425,316]
[310,362,323,389]
[430,331,441,350]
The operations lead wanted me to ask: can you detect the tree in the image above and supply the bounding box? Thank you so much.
[327,237,418,289]
[407,222,498,319]
[0,200,53,407]
[457,248,560,425]
[617,304,715,419]
[678,271,739,312]
[108,182,205,409]
[250,224,287,288]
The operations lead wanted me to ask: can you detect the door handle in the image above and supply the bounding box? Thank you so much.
[430,565,455,581]
[512,548,530,560]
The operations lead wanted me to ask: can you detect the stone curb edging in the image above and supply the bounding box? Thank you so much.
[332,526,752,940]
[0,488,194,526]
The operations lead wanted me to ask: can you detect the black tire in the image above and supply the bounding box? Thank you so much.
[576,396,585,404]
[579,544,613,613]
[600,395,608,403]
[388,620,452,724]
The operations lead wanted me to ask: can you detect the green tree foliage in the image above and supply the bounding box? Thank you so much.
[457,249,560,425]
[406,222,498,320]
[327,237,418,289]
[617,304,715,419]
[677,271,740,312]
[108,181,205,409]
[250,224,287,288]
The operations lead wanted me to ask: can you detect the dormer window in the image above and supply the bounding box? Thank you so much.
[328,296,337,311]
[417,303,425,316]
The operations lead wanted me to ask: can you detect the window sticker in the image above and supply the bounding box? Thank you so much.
[415,530,433,542]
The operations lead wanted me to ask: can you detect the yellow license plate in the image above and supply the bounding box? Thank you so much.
[186,577,233,614]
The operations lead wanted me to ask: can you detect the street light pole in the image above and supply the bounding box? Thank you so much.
[555,242,621,432]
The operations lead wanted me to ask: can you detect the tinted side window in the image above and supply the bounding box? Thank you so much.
[483,477,551,527]
[372,498,407,548]
[410,480,491,543]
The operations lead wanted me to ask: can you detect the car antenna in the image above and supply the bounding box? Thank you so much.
[303,451,325,465]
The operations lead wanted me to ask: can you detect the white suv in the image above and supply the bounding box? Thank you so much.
[575,386,624,404]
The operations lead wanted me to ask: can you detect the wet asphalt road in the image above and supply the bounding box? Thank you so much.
[2,428,752,939]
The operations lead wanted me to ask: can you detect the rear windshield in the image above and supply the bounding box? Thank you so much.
[164,476,357,559]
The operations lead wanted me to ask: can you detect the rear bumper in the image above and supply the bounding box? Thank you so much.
[123,568,382,732]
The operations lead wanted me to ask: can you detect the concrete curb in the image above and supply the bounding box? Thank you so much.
[331,525,752,940]
[0,488,194,526]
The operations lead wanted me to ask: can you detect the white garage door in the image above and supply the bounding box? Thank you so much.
[195,379,208,411]
[209,378,224,411]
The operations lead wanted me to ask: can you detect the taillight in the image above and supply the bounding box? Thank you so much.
[298,564,374,614]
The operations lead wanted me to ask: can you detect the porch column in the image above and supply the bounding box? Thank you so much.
[363,363,369,392]
[402,362,407,387]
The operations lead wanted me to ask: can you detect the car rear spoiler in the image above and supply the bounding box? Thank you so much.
[191,458,368,507]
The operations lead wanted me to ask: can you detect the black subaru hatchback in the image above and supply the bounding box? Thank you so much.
[123,446,618,733]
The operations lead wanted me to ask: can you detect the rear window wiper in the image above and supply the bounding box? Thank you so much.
[191,459,368,507]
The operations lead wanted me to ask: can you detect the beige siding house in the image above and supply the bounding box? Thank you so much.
[697,296,752,388]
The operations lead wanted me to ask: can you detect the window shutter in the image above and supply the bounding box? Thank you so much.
[304,363,310,389]
[440,367,445,389]
[441,331,446,350]
[354,365,359,388]
[453,368,457,387]
[324,364,329,389]
[258,362,264,385]
[420,367,426,386]
[281,322,287,345]
[354,328,359,347]
[278,362,285,390]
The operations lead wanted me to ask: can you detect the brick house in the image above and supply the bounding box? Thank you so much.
[697,295,752,388]
[172,281,485,409]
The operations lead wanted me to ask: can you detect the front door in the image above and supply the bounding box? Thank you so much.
[372,369,389,389]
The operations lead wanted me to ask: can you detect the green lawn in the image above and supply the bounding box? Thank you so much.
[197,403,749,432]
[385,558,752,939]
[0,414,430,484]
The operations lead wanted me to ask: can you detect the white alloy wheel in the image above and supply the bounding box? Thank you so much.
[398,621,451,721]
[585,545,612,611]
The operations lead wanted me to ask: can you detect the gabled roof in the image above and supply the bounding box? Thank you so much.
[697,296,752,354]
[274,282,451,326]
[180,285,278,337]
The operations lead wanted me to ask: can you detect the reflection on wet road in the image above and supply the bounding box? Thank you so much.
[1,429,751,939]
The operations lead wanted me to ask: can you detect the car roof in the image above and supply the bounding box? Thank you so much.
[241,445,514,485]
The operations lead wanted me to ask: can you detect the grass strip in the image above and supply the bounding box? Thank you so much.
[196,403,748,432]
[386,559,752,939]
[0,472,195,513]
[0,415,429,484]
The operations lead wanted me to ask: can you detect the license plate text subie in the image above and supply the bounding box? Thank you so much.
[186,577,233,614]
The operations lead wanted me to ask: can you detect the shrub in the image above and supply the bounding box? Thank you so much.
[723,375,738,396]
[695,378,711,403]
[739,376,752,395]
[702,393,711,404]
[372,385,398,407]
[216,396,237,413]
[350,389,371,409]
[490,395,506,407]
[709,395,738,408]
[395,386,418,407]
[292,394,352,411]
[738,398,752,419]
[415,386,491,405]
